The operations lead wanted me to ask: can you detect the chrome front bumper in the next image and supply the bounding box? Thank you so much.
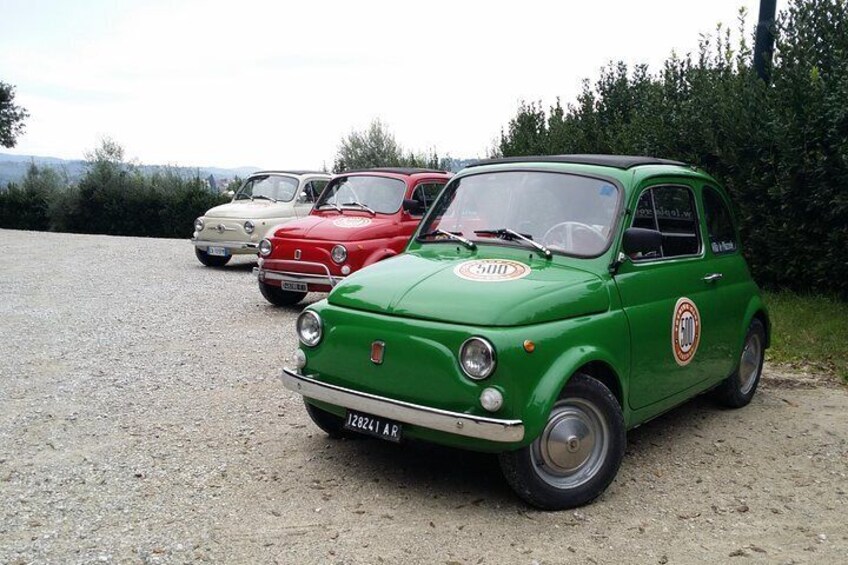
[192,238,258,250]
[254,263,344,287]
[281,368,525,443]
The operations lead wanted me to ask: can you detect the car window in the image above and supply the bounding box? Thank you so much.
[301,181,323,203]
[703,187,738,254]
[316,175,406,214]
[409,182,446,216]
[420,171,620,257]
[234,175,299,202]
[631,185,701,260]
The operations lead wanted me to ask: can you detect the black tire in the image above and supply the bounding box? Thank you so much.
[499,373,626,510]
[713,318,766,408]
[304,401,357,439]
[195,247,232,267]
[259,281,306,306]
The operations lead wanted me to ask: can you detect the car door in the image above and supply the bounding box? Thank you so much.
[401,179,446,238]
[614,181,726,410]
[295,178,327,217]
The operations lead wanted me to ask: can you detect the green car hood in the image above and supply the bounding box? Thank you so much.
[328,248,610,326]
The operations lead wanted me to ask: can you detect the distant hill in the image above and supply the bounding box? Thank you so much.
[0,153,261,189]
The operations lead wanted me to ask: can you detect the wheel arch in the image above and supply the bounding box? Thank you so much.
[525,346,630,440]
[742,294,771,349]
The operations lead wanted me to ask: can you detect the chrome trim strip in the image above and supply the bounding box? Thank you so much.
[281,368,525,442]
[191,239,258,250]
[256,265,344,287]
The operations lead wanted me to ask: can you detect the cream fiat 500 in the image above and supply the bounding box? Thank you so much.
[192,170,331,266]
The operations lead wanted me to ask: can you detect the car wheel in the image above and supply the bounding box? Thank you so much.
[714,318,766,408]
[258,281,306,306]
[304,401,357,439]
[499,373,626,510]
[195,247,231,267]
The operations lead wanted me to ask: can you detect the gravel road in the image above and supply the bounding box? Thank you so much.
[1,229,846,565]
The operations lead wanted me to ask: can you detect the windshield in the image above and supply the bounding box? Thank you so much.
[419,171,620,257]
[234,175,299,202]
[315,175,406,214]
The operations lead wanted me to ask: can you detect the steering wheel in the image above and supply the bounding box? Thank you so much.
[542,221,606,253]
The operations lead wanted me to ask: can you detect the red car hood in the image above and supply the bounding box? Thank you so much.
[273,213,400,242]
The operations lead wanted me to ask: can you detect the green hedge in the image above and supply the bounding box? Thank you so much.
[497,0,848,297]
[0,161,228,238]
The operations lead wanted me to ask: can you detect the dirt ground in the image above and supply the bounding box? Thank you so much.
[1,229,846,564]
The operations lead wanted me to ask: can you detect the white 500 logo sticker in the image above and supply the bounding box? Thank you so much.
[333,217,372,228]
[454,259,531,282]
[672,297,701,366]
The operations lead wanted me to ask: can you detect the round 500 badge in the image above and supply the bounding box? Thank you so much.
[672,297,701,366]
[332,217,372,228]
[454,259,531,282]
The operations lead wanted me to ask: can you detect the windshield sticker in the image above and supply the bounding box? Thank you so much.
[672,297,701,366]
[332,217,372,228]
[599,184,615,197]
[454,259,531,282]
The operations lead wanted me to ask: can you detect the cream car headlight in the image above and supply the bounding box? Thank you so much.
[460,337,496,380]
[297,311,323,347]
[244,220,255,234]
[259,238,273,257]
[331,244,347,264]
[194,218,204,232]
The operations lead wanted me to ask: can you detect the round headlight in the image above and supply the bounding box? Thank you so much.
[460,337,496,380]
[297,311,323,347]
[331,244,347,264]
[259,238,273,257]
[194,218,204,232]
[244,220,255,234]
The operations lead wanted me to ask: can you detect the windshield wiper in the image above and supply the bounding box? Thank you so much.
[474,228,552,258]
[317,202,342,212]
[420,228,476,250]
[252,194,276,202]
[341,200,376,215]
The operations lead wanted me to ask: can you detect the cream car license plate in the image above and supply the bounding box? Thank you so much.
[282,281,308,292]
[207,246,229,257]
[344,410,402,442]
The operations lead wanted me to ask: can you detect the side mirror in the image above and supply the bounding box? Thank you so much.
[298,191,309,202]
[622,227,663,256]
[224,190,235,198]
[403,199,424,214]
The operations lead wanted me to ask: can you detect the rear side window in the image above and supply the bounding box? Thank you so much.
[703,187,738,254]
[631,185,701,259]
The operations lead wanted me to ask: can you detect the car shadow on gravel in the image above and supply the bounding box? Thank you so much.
[302,392,734,512]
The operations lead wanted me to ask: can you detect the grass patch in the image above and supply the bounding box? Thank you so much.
[764,291,848,383]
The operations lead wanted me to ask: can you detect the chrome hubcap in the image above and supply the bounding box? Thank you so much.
[531,398,609,489]
[738,333,762,395]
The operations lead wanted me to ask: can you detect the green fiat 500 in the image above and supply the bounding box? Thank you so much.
[282,155,769,510]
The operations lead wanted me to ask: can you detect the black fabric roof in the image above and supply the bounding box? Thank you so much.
[466,154,687,170]
[252,170,329,176]
[341,167,447,176]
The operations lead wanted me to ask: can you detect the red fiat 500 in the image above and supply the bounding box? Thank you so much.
[254,168,451,306]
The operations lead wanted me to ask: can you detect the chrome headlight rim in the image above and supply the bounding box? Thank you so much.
[331,244,347,264]
[244,220,255,234]
[459,336,497,380]
[194,217,204,232]
[259,238,273,257]
[296,310,323,347]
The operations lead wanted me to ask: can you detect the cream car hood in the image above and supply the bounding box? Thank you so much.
[204,199,298,220]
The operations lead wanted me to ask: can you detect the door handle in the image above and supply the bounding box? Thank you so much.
[703,273,723,283]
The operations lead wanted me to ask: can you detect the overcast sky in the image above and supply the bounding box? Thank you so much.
[0,0,785,170]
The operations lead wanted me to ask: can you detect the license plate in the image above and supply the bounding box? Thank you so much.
[344,410,402,442]
[207,246,229,257]
[282,280,308,292]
